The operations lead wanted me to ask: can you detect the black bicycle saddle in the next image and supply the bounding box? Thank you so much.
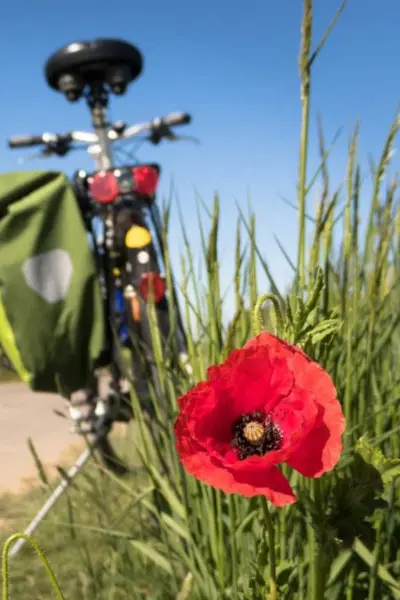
[44,38,143,99]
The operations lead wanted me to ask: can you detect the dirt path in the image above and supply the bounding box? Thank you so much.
[0,382,85,493]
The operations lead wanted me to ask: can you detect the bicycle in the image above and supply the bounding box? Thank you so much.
[5,38,194,478]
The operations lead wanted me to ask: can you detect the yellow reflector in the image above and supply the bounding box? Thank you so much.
[125,225,151,249]
[112,267,121,276]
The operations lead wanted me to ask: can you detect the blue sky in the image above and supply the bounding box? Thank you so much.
[1,0,399,320]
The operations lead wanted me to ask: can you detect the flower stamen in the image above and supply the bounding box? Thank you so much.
[231,411,283,460]
[243,421,265,445]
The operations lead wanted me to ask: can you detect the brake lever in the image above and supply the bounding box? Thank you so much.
[17,140,77,164]
[48,140,71,157]
[168,134,200,145]
[146,125,200,145]
[17,149,53,164]
[147,124,170,145]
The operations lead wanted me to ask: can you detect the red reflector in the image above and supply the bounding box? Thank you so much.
[89,171,119,204]
[132,166,159,196]
[138,272,166,303]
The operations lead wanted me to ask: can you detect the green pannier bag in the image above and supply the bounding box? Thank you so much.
[0,170,107,395]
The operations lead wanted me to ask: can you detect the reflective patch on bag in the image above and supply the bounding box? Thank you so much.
[22,249,73,303]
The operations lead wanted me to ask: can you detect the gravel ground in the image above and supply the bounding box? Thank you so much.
[0,382,84,493]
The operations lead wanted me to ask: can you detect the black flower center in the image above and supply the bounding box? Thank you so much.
[231,411,283,460]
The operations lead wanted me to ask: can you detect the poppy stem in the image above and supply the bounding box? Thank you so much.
[262,498,278,600]
[252,293,284,337]
[308,479,330,600]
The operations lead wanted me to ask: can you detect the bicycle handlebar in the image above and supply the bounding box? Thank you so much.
[7,111,192,150]
[8,135,48,148]
[160,112,191,127]
[7,132,82,148]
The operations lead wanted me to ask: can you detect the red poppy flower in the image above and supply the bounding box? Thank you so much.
[174,331,345,506]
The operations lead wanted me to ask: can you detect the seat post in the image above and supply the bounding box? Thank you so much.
[85,82,114,170]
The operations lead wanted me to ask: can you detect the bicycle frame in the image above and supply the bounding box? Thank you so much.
[90,106,113,170]
[80,98,188,397]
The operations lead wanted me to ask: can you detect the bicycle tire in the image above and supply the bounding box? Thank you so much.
[96,433,129,475]
[80,376,131,476]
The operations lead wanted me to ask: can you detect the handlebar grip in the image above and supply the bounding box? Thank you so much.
[162,112,192,127]
[7,135,44,148]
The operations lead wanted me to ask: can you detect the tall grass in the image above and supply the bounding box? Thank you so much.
[2,0,400,598]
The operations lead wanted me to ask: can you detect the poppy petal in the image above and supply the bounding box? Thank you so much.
[245,331,309,361]
[246,332,345,476]
[286,352,344,476]
[208,348,294,416]
[271,387,319,451]
[286,395,345,477]
[176,436,296,506]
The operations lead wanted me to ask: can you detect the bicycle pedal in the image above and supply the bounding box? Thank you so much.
[68,397,93,408]
[94,398,109,417]
[67,388,96,423]
[69,421,96,435]
[67,404,95,422]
